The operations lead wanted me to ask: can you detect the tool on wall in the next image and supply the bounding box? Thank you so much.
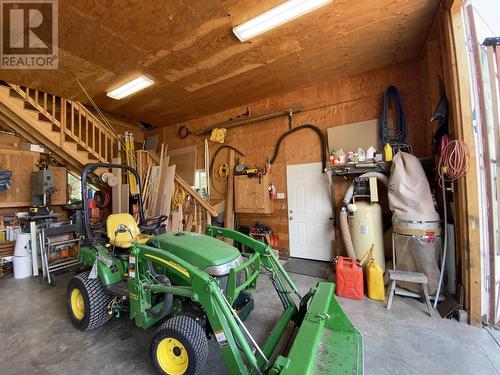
[269,124,328,172]
[287,108,293,130]
[177,125,191,139]
[210,145,245,179]
[30,170,56,216]
[235,163,246,175]
[214,163,230,180]
[194,107,302,136]
[209,127,227,143]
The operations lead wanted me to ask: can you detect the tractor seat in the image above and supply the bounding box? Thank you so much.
[107,213,150,248]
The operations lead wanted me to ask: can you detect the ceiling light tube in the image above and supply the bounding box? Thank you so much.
[233,0,332,42]
[107,75,154,100]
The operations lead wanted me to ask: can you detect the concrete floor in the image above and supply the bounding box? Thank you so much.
[0,269,499,375]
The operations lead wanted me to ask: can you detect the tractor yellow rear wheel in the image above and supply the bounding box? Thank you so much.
[150,315,208,375]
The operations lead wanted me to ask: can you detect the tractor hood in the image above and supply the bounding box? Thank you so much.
[149,232,241,273]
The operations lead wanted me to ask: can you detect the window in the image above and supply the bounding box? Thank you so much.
[67,172,97,202]
[194,170,207,197]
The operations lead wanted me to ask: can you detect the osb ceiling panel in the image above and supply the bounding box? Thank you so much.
[0,0,439,127]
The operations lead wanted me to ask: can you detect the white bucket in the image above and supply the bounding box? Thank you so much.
[14,233,31,257]
[13,255,32,279]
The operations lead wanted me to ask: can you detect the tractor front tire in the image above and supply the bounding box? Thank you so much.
[66,271,112,331]
[151,315,208,375]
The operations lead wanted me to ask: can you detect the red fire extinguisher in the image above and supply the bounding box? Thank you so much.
[268,183,277,200]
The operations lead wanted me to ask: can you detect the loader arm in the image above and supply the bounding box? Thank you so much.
[204,226,364,374]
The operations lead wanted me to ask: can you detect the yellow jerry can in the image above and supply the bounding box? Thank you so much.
[359,244,385,301]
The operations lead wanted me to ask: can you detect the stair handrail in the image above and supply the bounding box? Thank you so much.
[7,82,118,162]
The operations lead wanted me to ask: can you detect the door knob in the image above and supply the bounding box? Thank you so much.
[289,216,293,220]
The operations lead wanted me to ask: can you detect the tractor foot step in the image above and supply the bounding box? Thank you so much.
[105,281,129,298]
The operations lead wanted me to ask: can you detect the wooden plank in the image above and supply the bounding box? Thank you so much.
[185,213,194,232]
[160,165,176,224]
[466,6,496,324]
[71,102,74,134]
[486,45,500,260]
[168,145,197,186]
[121,184,129,214]
[144,165,160,217]
[441,6,482,325]
[170,204,183,232]
[174,174,217,217]
[205,139,210,198]
[224,150,235,235]
[154,156,170,215]
[111,157,122,213]
[150,145,165,215]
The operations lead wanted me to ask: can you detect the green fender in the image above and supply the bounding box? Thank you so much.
[79,245,126,286]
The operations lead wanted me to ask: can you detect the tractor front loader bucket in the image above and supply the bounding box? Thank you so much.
[205,226,364,375]
[269,282,363,374]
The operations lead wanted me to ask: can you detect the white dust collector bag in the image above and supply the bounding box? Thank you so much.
[388,152,439,222]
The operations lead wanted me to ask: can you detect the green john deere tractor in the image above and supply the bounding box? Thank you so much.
[66,163,363,375]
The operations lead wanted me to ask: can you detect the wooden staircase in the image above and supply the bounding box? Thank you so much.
[0,82,117,171]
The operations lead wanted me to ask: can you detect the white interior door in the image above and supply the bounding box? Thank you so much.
[286,162,333,261]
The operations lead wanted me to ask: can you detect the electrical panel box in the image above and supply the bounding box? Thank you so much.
[234,174,273,214]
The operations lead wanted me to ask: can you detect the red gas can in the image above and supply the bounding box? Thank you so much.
[335,256,364,300]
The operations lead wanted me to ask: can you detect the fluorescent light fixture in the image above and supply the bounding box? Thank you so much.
[233,0,332,42]
[107,75,154,100]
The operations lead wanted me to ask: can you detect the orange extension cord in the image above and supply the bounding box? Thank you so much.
[434,135,470,307]
[437,136,471,187]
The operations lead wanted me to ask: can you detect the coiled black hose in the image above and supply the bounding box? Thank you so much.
[380,85,407,145]
[269,124,328,172]
[210,145,245,178]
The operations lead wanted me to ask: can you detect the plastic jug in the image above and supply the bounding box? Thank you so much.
[359,244,385,301]
[335,256,364,300]
[357,148,366,162]
[384,143,393,161]
[367,146,376,160]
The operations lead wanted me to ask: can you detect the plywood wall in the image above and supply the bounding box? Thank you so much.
[0,149,39,207]
[149,59,432,257]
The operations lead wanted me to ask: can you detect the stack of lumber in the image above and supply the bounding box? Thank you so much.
[112,141,217,233]
[107,137,217,232]
[0,241,15,273]
[0,241,15,258]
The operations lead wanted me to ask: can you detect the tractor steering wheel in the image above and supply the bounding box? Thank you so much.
[140,215,167,232]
